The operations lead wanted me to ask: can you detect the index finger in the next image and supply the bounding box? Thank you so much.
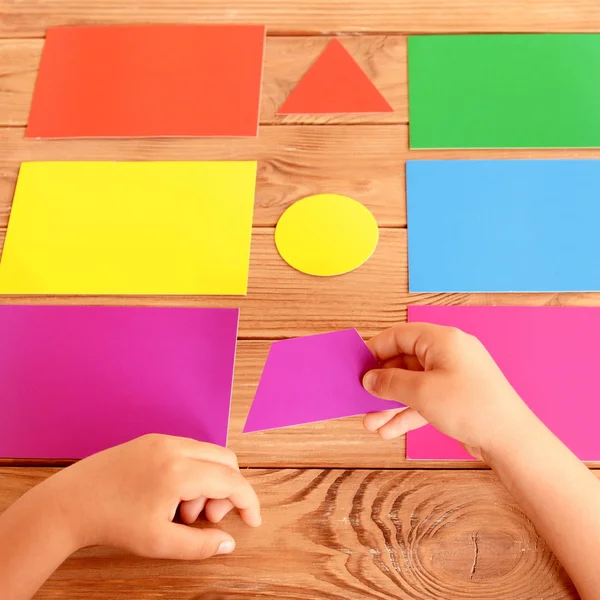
[179,461,261,528]
[165,436,240,471]
[367,322,445,362]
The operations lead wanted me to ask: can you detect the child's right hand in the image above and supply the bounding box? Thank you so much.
[362,323,534,460]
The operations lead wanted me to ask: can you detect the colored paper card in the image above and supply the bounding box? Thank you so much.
[243,329,399,432]
[0,161,256,295]
[408,34,600,149]
[275,194,379,276]
[0,305,239,459]
[277,39,393,114]
[26,25,266,138]
[407,159,600,293]
[407,306,600,461]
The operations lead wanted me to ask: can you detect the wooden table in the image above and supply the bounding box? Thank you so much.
[1,1,599,597]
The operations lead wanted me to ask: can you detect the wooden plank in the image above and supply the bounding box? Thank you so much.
[1,0,600,37]
[0,41,38,126]
[0,467,578,599]
[0,124,406,228]
[0,36,406,127]
[0,229,409,340]
[3,216,600,342]
[5,124,600,230]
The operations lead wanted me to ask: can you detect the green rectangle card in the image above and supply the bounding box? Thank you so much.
[408,34,600,149]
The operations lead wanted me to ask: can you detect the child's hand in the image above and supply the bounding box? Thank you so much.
[40,435,261,560]
[362,323,531,459]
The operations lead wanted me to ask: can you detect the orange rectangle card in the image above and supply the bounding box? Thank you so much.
[26,25,266,138]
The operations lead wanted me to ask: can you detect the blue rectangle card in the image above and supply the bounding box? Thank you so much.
[407,159,600,292]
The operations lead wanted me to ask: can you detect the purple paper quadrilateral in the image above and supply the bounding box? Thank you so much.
[0,305,239,459]
[243,328,399,433]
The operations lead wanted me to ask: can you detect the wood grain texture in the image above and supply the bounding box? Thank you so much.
[4,125,600,230]
[3,220,600,344]
[0,124,406,227]
[0,467,578,599]
[0,36,405,127]
[1,0,600,37]
[0,229,410,340]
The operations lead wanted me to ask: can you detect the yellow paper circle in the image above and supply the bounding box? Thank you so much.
[275,194,379,276]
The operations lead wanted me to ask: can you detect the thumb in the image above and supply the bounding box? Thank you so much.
[363,368,423,406]
[155,524,236,560]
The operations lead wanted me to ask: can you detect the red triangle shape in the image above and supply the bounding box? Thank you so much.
[277,39,393,114]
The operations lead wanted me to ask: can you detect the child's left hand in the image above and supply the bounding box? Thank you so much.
[36,434,261,560]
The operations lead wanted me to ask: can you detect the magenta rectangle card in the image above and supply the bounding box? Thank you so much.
[243,328,399,433]
[407,306,600,461]
[0,305,239,458]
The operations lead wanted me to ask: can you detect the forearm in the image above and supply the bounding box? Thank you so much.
[486,410,600,600]
[0,481,79,600]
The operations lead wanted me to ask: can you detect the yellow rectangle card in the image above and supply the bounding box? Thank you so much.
[0,161,257,295]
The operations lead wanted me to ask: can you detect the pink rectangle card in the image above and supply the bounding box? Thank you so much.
[407,306,600,461]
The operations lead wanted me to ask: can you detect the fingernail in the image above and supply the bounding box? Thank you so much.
[217,540,235,555]
[363,371,377,392]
